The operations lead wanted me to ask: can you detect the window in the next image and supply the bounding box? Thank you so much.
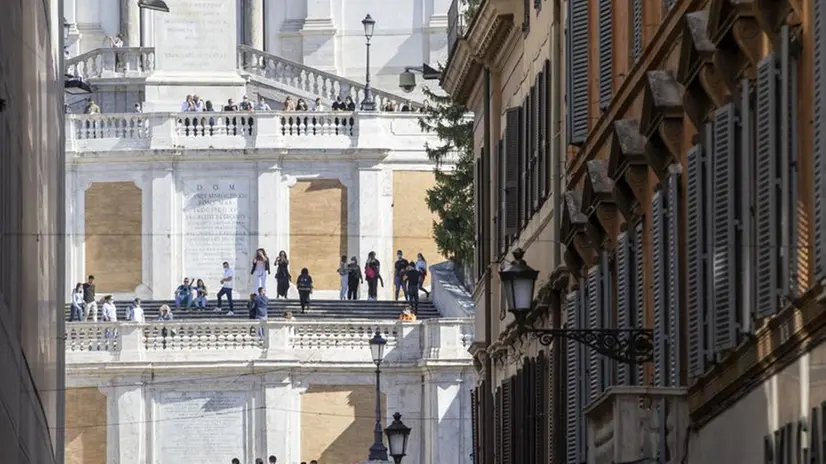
[566,0,589,144]
[631,0,643,62]
[597,0,613,109]
[565,286,587,463]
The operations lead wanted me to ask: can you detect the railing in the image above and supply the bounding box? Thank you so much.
[65,47,156,79]
[238,45,421,111]
[65,319,474,365]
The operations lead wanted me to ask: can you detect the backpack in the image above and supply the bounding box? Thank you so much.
[365,265,377,279]
[297,274,312,291]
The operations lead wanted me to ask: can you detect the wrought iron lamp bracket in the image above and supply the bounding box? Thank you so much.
[528,328,654,365]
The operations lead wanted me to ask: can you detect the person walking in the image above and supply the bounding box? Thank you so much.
[251,248,271,291]
[216,261,235,315]
[275,250,291,298]
[404,262,422,314]
[365,251,382,300]
[296,268,313,313]
[416,252,430,298]
[82,275,98,322]
[393,250,409,301]
[253,287,268,337]
[347,257,363,300]
[337,255,349,300]
[70,283,84,321]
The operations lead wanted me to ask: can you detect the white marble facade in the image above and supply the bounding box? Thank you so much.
[65,0,450,100]
[66,318,476,464]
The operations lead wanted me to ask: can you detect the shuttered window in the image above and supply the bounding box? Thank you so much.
[738,78,755,336]
[566,0,589,144]
[631,0,643,62]
[475,150,483,279]
[601,252,614,389]
[471,387,479,464]
[504,109,520,237]
[651,191,666,387]
[597,0,613,110]
[542,60,552,200]
[780,26,800,298]
[815,0,826,280]
[502,380,512,464]
[616,231,632,385]
[634,223,645,385]
[518,103,528,229]
[666,172,681,387]
[755,55,781,319]
[536,353,548,463]
[712,104,738,352]
[498,139,505,255]
[495,387,502,464]
[532,77,541,212]
[564,290,583,464]
[586,265,601,403]
[686,142,709,382]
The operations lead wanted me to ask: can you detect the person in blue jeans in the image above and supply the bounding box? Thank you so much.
[253,287,268,337]
[393,250,409,301]
[216,261,235,315]
[174,277,194,309]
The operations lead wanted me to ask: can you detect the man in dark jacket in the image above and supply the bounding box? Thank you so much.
[253,287,268,337]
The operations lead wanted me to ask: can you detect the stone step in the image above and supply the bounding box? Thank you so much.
[66,299,439,320]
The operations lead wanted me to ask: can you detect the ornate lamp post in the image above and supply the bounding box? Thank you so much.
[384,412,412,464]
[360,14,377,111]
[367,331,388,461]
[500,248,655,364]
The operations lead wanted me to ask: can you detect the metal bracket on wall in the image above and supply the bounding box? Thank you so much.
[529,328,655,364]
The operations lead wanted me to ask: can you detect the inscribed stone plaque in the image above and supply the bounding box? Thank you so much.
[155,390,247,463]
[183,179,250,296]
[153,0,237,73]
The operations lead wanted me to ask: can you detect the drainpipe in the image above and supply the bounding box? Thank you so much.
[551,13,564,464]
[482,67,494,464]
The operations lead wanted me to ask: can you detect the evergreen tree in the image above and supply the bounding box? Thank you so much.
[418,85,474,265]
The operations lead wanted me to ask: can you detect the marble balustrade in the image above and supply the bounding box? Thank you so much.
[65,47,156,78]
[65,318,474,365]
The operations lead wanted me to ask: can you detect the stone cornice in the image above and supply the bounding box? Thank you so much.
[608,120,648,222]
[640,71,685,182]
[678,11,727,129]
[581,160,619,249]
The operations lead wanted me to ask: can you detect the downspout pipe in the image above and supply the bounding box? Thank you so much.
[482,67,494,464]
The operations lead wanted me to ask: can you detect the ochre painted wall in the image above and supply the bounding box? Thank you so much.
[300,385,386,463]
[289,179,348,290]
[392,171,444,282]
[65,388,107,464]
[84,182,142,292]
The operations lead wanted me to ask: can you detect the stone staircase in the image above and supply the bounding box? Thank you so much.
[65,46,420,113]
[66,298,439,321]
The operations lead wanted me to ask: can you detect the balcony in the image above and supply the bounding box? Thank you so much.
[66,47,156,79]
[66,110,431,155]
[447,0,467,56]
[65,318,474,367]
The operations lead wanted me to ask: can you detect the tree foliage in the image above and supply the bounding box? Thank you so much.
[418,84,475,265]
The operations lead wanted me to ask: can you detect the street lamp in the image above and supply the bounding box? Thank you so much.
[361,14,377,111]
[384,412,412,464]
[367,330,388,461]
[138,0,170,12]
[500,248,655,365]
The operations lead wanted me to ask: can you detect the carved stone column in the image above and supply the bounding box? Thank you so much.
[245,0,265,50]
[120,0,140,47]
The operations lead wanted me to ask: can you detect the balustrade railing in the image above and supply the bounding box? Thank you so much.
[64,319,474,365]
[68,113,149,140]
[65,47,156,79]
[238,45,421,111]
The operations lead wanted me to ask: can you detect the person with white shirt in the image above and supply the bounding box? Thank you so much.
[256,97,271,111]
[313,97,326,112]
[126,298,145,322]
[70,283,84,321]
[216,261,235,315]
[101,295,118,322]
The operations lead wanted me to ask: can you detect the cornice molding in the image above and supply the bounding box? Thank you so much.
[640,71,685,182]
[608,120,648,223]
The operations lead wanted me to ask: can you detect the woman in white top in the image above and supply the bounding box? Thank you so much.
[127,298,145,323]
[101,296,118,322]
[70,283,84,321]
[416,253,430,298]
[250,248,271,291]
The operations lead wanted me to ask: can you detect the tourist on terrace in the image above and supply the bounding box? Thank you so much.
[216,261,235,315]
[251,248,271,291]
[337,255,349,300]
[133,103,142,113]
[383,100,396,112]
[194,279,208,310]
[107,33,124,48]
[126,298,145,322]
[344,96,356,111]
[399,307,416,321]
[275,250,291,298]
[224,98,239,111]
[401,101,412,112]
[416,252,430,298]
[404,262,422,314]
[256,96,271,111]
[365,251,382,300]
[332,96,344,110]
[240,95,254,111]
[181,95,194,112]
[205,100,216,112]
[296,268,313,312]
[283,96,296,111]
[82,275,97,322]
[247,293,257,319]
[69,283,84,322]
[394,250,410,301]
[269,455,277,463]
[101,295,117,322]
[313,97,325,111]
[174,277,194,310]
[191,95,204,112]
[84,99,100,114]
[347,256,363,300]
[157,304,173,321]
[296,98,308,111]
[253,287,269,336]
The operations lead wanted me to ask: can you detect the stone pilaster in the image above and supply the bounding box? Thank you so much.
[383,374,424,464]
[150,167,176,298]
[422,370,472,464]
[357,163,381,299]
[265,374,302,463]
[119,0,140,47]
[257,163,281,297]
[301,0,337,72]
[103,378,146,463]
[245,0,265,50]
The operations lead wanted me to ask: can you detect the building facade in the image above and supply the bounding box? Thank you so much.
[0,1,67,464]
[446,0,826,463]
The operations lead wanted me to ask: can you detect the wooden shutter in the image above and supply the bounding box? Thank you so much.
[686,145,706,381]
[780,26,799,298]
[538,69,547,201]
[532,77,541,211]
[537,353,548,463]
[471,387,479,463]
[666,172,681,386]
[651,191,666,387]
[502,380,512,464]
[739,78,755,335]
[495,386,502,464]
[505,109,520,236]
[498,139,505,254]
[755,55,780,319]
[616,231,631,385]
[633,222,645,385]
[543,60,552,200]
[631,0,643,62]
[815,0,826,280]
[597,0,613,109]
[586,265,601,403]
[712,103,738,352]
[567,0,589,144]
[475,151,482,279]
[564,290,581,464]
[519,102,527,227]
[601,252,614,388]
